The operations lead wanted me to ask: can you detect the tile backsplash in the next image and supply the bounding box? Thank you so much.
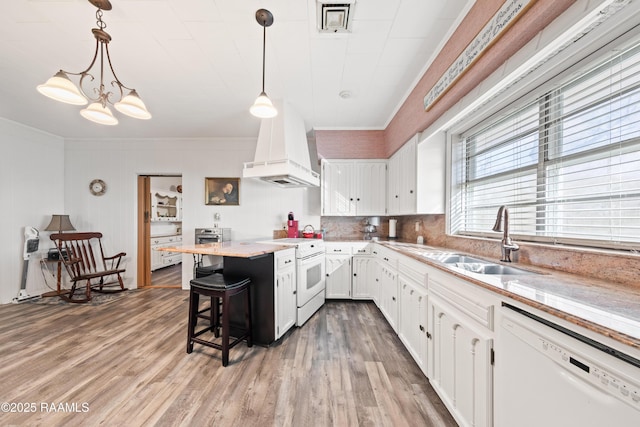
[321,214,640,289]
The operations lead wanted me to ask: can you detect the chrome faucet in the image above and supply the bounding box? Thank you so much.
[492,206,519,262]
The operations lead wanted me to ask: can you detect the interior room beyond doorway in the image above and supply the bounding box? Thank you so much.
[149,175,182,288]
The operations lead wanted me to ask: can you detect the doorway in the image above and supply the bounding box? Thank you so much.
[137,174,183,288]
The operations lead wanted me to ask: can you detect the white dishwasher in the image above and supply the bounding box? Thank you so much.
[496,303,640,427]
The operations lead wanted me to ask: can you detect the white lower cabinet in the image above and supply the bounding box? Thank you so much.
[275,248,296,340]
[378,262,399,332]
[372,245,399,331]
[428,272,495,427]
[398,270,428,374]
[151,235,182,271]
[352,256,375,299]
[325,254,352,299]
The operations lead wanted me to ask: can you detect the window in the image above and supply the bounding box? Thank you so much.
[451,41,640,249]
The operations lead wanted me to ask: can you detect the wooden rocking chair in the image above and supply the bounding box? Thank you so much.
[50,232,127,303]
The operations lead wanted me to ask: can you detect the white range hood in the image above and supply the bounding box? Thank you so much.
[243,101,320,188]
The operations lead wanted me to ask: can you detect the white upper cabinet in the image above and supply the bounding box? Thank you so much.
[388,135,417,215]
[416,131,446,214]
[321,161,352,215]
[388,133,445,215]
[321,160,387,216]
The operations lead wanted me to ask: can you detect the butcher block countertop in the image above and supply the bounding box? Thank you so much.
[156,241,291,258]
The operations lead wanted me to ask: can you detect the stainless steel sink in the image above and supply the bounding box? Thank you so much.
[421,252,539,275]
[451,262,539,275]
[419,251,541,275]
[422,253,491,264]
[439,255,489,264]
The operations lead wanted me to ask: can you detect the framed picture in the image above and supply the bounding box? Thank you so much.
[205,177,240,206]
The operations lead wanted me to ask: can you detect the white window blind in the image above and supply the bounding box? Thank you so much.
[451,40,640,250]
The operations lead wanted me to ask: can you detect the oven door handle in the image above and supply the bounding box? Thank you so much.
[299,252,324,263]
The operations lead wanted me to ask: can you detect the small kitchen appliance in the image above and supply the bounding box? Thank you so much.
[364,217,380,240]
[194,228,230,276]
[302,224,315,238]
[15,227,40,303]
[194,228,231,244]
[287,212,299,238]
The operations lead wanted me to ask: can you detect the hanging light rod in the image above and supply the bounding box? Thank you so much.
[37,0,151,126]
[250,8,278,119]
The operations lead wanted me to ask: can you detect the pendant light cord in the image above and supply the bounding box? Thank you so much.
[261,24,266,93]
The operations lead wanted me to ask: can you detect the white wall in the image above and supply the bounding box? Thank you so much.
[63,137,321,289]
[0,118,65,303]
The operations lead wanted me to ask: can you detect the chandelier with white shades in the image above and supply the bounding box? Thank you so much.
[37,0,151,126]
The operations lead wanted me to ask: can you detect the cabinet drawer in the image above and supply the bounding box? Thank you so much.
[325,243,351,254]
[162,253,181,265]
[352,243,372,255]
[429,276,494,330]
[277,254,295,269]
[375,246,398,269]
[399,257,428,289]
[150,234,181,245]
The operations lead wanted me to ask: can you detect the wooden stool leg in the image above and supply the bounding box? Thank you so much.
[186,290,199,353]
[221,292,230,367]
[245,286,253,348]
[212,296,220,338]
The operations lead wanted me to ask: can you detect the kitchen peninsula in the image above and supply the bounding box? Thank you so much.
[158,241,293,345]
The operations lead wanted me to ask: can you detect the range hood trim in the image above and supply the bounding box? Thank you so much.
[243,158,320,188]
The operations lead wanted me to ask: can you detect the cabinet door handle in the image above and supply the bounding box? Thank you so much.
[419,325,425,332]
[353,273,357,277]
[392,296,396,301]
[426,332,432,339]
[410,290,414,295]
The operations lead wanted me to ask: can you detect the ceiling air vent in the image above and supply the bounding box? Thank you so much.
[317,1,355,33]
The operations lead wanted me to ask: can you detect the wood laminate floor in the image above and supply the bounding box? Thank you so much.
[150,263,182,287]
[0,289,456,427]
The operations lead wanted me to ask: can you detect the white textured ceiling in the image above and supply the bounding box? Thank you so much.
[0,0,473,139]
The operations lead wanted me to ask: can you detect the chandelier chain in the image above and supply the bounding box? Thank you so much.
[96,9,107,31]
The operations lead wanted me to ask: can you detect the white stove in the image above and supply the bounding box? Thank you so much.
[259,238,326,326]
[264,238,324,258]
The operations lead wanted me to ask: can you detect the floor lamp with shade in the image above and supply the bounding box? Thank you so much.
[42,214,76,297]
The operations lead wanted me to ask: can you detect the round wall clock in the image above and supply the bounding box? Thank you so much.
[89,179,107,196]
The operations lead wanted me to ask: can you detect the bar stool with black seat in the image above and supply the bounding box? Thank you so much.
[187,273,252,367]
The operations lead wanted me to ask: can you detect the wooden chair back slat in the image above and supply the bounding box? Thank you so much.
[49,232,126,303]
